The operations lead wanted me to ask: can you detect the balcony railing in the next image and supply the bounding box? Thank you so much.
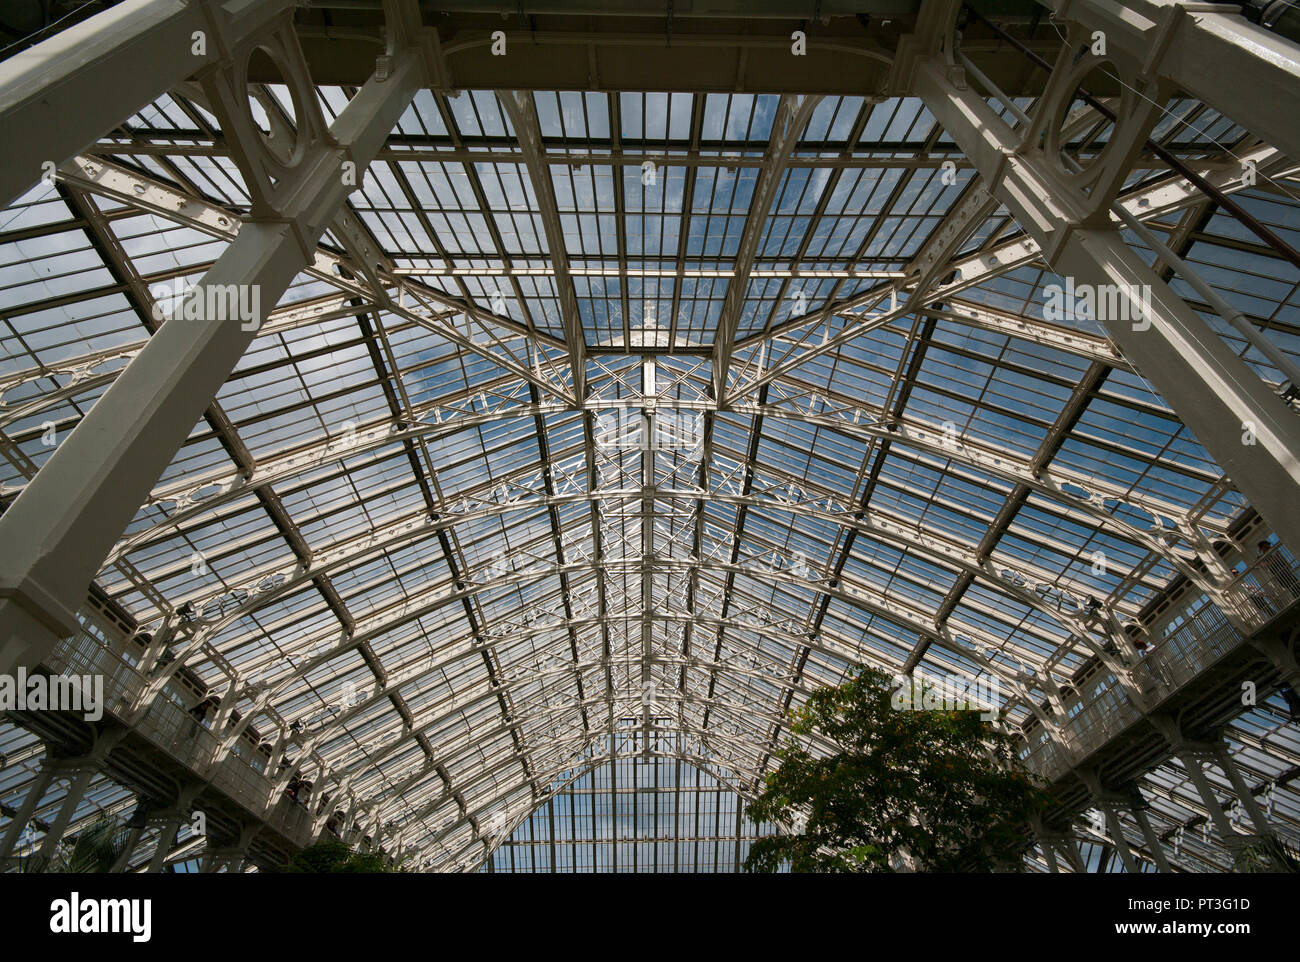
[1021,547,1299,782]
[27,545,1300,846]
[39,632,317,849]
[1221,543,1300,633]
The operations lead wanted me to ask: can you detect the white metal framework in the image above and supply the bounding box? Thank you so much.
[0,0,1298,873]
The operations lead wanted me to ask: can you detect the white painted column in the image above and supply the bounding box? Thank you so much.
[1036,0,1300,166]
[36,766,96,861]
[0,36,424,677]
[0,0,293,208]
[146,811,185,873]
[914,56,1300,555]
[1128,786,1173,873]
[1213,742,1274,837]
[0,757,57,858]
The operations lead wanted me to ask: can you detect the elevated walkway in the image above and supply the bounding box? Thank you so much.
[1022,546,1300,829]
[6,624,323,870]
[6,549,1298,871]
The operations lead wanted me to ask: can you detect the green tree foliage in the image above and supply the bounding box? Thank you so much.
[283,839,403,873]
[743,668,1046,873]
[15,814,129,873]
[61,815,130,873]
[1232,835,1299,873]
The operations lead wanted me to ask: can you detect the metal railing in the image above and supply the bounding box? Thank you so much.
[132,692,222,771]
[43,632,146,715]
[1222,543,1300,633]
[1131,604,1242,704]
[31,546,1300,845]
[37,631,318,849]
[1021,547,1299,782]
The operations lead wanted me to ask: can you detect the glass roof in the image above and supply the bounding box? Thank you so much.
[482,735,779,873]
[2,32,1299,873]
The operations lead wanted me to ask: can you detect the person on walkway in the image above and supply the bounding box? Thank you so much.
[1258,540,1298,605]
[187,694,217,739]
